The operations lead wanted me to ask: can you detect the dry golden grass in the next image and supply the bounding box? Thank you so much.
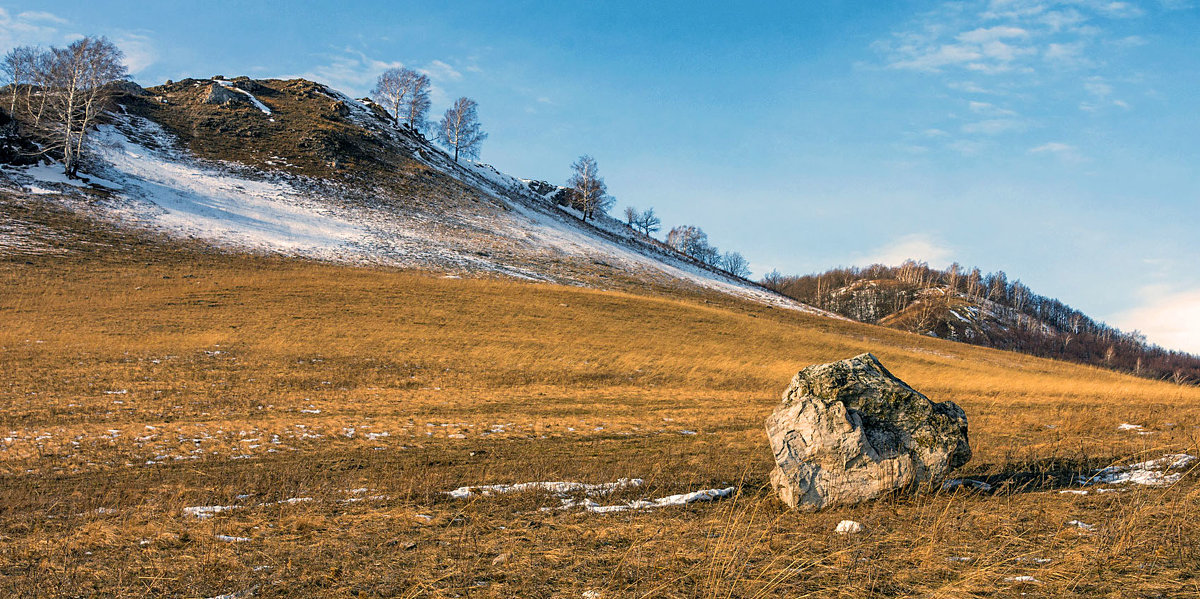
[2,248,1199,598]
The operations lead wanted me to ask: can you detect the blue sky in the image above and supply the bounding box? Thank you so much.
[4,1,1199,352]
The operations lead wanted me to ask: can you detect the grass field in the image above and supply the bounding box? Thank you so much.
[2,241,1199,598]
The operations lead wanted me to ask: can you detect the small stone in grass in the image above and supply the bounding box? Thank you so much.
[835,520,863,534]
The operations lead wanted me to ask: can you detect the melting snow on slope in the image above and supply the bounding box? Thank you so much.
[452,159,829,315]
[89,119,367,255]
[8,109,829,315]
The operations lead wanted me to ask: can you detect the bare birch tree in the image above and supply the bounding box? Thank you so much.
[41,37,127,176]
[566,155,613,221]
[371,67,431,130]
[2,46,37,114]
[436,97,486,162]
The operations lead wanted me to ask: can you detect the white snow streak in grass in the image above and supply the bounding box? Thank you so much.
[271,497,313,505]
[564,486,736,513]
[447,479,643,499]
[215,534,251,542]
[1067,520,1095,531]
[1081,454,1197,487]
[183,505,240,518]
[1004,576,1042,584]
[445,479,735,512]
[205,588,256,599]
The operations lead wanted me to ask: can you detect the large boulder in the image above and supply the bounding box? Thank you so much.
[766,353,971,510]
[203,83,247,107]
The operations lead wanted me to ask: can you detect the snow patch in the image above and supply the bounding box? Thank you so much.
[215,80,272,114]
[562,486,736,513]
[1082,454,1196,487]
[183,505,240,518]
[447,479,642,499]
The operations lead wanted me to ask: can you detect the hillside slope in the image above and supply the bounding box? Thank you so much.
[0,76,819,314]
[4,244,1200,597]
[765,265,1200,383]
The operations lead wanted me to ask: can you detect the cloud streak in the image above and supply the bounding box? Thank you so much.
[856,234,955,268]
[874,0,1152,157]
[1115,286,1200,354]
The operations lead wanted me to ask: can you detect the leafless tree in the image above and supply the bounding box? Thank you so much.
[6,38,127,176]
[721,251,751,278]
[436,97,487,162]
[2,46,37,114]
[566,155,612,221]
[371,67,431,130]
[667,225,719,265]
[42,37,127,176]
[623,205,638,227]
[634,207,661,236]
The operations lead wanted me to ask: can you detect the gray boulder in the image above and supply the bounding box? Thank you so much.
[766,353,971,510]
[203,83,246,106]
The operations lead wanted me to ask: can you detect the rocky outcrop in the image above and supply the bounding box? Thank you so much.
[0,109,40,166]
[203,83,246,107]
[766,353,971,510]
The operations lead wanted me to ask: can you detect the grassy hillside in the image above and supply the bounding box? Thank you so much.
[2,239,1199,597]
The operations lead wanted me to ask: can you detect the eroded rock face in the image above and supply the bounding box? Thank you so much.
[766,353,970,510]
[203,83,246,107]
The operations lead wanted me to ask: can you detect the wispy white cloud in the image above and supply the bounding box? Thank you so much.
[1084,78,1113,97]
[420,59,462,82]
[1044,41,1094,67]
[1028,141,1087,161]
[1114,285,1200,354]
[0,7,74,48]
[968,100,1017,116]
[115,33,155,74]
[1029,141,1075,153]
[873,0,1155,157]
[294,48,404,97]
[857,234,955,268]
[1039,9,1088,31]
[1111,35,1148,47]
[1157,0,1195,10]
[0,9,156,75]
[949,138,987,155]
[962,118,1026,134]
[16,10,67,24]
[1095,1,1145,18]
[956,25,1030,44]
[948,80,999,94]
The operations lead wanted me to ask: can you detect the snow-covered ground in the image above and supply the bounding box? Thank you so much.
[1,108,826,315]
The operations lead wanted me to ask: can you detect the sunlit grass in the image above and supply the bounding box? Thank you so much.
[2,253,1198,597]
